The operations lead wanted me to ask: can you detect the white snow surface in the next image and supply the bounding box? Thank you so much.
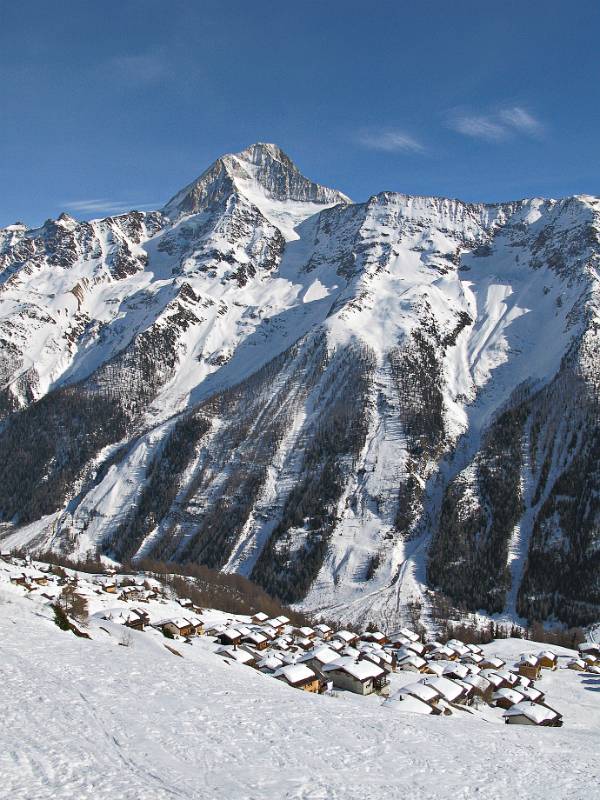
[1,565,599,799]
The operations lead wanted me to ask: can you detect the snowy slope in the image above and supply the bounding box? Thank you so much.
[0,145,599,630]
[1,562,599,800]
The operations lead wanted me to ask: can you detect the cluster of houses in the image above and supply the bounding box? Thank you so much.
[200,616,576,725]
[4,552,599,728]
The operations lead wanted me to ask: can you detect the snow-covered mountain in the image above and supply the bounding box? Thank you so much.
[1,143,599,629]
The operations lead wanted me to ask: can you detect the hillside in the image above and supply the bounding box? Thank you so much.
[1,556,599,800]
[0,144,599,629]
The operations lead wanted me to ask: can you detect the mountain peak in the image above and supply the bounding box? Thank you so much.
[162,142,350,221]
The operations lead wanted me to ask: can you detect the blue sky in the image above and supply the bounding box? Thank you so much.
[1,1,599,226]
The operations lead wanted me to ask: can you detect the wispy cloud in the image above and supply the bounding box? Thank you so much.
[499,106,544,136]
[449,115,507,141]
[101,52,171,86]
[448,106,544,142]
[356,128,425,153]
[64,199,159,215]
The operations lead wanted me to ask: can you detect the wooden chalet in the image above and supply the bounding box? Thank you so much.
[119,585,145,602]
[241,631,269,651]
[537,651,558,670]
[516,655,542,681]
[331,629,360,648]
[323,657,389,696]
[360,630,388,646]
[479,656,505,670]
[578,642,600,662]
[421,676,468,705]
[158,618,197,638]
[314,623,332,640]
[273,664,320,693]
[123,609,150,631]
[216,628,243,647]
[503,701,563,727]
[395,653,428,673]
[299,645,340,678]
[492,688,526,710]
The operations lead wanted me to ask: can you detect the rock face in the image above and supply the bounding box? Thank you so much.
[0,144,599,629]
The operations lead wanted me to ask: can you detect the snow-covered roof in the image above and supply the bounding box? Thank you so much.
[323,657,384,681]
[301,646,339,666]
[442,663,469,679]
[405,641,426,655]
[421,676,465,702]
[519,686,543,702]
[384,693,436,715]
[392,627,420,642]
[503,702,560,724]
[273,664,316,685]
[396,654,426,669]
[257,655,284,671]
[243,631,268,644]
[462,674,492,693]
[219,627,243,640]
[480,670,505,688]
[493,688,525,706]
[252,612,269,622]
[517,655,540,667]
[217,646,255,664]
[481,656,505,668]
[537,650,557,661]
[156,617,194,630]
[314,623,332,633]
[579,642,600,654]
[400,682,441,703]
[463,652,484,663]
[361,630,386,641]
[333,630,357,643]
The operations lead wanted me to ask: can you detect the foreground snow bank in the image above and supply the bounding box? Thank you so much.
[1,585,599,799]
